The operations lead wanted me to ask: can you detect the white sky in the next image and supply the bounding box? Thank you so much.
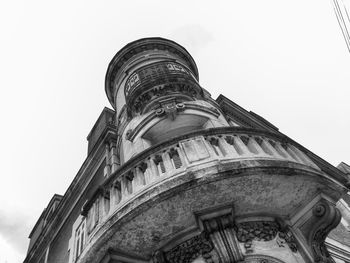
[0,0,349,262]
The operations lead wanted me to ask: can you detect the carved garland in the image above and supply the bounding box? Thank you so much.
[153,233,214,263]
[235,221,298,253]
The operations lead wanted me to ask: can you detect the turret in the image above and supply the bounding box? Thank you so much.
[105,38,229,163]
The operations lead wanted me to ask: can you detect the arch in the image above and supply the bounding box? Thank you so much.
[244,254,286,263]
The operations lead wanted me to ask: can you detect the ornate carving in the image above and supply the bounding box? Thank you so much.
[152,250,166,263]
[164,233,214,263]
[236,221,296,254]
[197,207,244,263]
[125,129,133,141]
[308,202,341,263]
[236,221,279,243]
[236,221,298,254]
[130,82,201,115]
[277,232,298,253]
[243,255,285,263]
[106,40,199,100]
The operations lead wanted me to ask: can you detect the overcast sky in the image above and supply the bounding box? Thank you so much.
[0,0,350,262]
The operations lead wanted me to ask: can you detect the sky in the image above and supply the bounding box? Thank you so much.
[0,0,350,262]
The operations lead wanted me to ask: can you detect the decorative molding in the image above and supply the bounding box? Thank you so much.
[236,221,279,242]
[125,102,220,142]
[235,220,298,254]
[105,38,200,106]
[195,204,244,263]
[129,82,202,115]
[243,254,285,263]
[308,202,341,263]
[164,233,214,263]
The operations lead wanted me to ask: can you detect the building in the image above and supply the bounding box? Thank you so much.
[24,38,350,263]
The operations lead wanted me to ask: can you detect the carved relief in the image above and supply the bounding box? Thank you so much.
[129,82,202,115]
[235,221,298,254]
[155,100,186,121]
[195,205,244,263]
[164,233,214,263]
[243,255,285,263]
[236,221,279,243]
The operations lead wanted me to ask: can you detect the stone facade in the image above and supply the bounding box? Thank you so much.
[24,38,350,263]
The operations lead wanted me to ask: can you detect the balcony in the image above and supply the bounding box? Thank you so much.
[78,127,337,262]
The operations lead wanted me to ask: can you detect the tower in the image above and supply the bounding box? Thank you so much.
[25,38,350,263]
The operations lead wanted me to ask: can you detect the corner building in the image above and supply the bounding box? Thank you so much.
[25,38,350,263]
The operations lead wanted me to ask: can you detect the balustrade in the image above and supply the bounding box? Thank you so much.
[82,128,320,249]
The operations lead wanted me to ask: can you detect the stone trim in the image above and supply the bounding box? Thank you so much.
[125,102,220,142]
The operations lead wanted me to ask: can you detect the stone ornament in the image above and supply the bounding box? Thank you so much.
[235,221,298,254]
[308,202,341,263]
[243,255,286,263]
[164,233,214,263]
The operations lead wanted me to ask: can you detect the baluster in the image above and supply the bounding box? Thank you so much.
[274,142,295,161]
[246,137,261,154]
[218,136,235,157]
[224,136,242,156]
[162,151,173,173]
[210,136,224,156]
[102,190,110,219]
[282,143,303,162]
[97,195,104,224]
[110,181,121,211]
[142,159,152,185]
[259,138,279,157]
[169,148,182,169]
[104,144,111,177]
[110,141,119,173]
[154,155,166,175]
[138,162,147,186]
[130,168,140,193]
[109,184,115,213]
[234,135,251,155]
[120,176,129,201]
[177,144,189,167]
[288,145,319,169]
[123,171,134,197]
[203,136,219,157]
[266,139,285,158]
[147,156,159,181]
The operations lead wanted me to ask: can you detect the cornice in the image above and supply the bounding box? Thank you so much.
[24,125,117,263]
[216,94,279,133]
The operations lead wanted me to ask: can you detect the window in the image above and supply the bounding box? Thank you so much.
[74,220,86,261]
[87,200,99,234]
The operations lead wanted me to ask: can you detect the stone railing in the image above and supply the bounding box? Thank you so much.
[81,127,320,251]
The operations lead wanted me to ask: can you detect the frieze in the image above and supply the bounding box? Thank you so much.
[236,221,279,243]
[243,255,285,263]
[236,221,298,254]
[164,233,214,263]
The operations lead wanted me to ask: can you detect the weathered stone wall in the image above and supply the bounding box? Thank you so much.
[47,161,105,263]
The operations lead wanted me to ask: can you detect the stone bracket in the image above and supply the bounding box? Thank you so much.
[194,203,244,263]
